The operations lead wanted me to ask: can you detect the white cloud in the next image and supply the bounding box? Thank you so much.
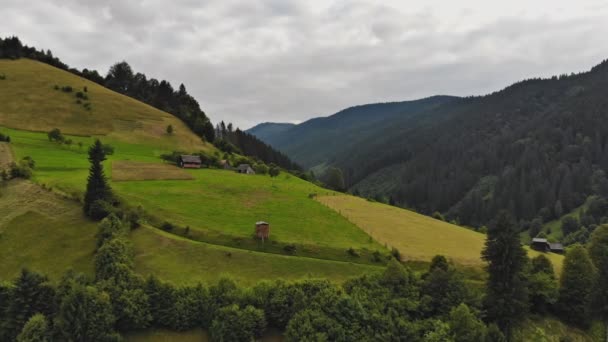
[1,0,608,129]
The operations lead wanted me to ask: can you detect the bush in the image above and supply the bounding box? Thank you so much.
[9,160,33,179]
[371,250,383,262]
[347,247,360,257]
[391,247,402,261]
[47,128,64,143]
[0,133,10,142]
[0,74,6,80]
[432,211,445,221]
[561,216,580,236]
[88,200,114,221]
[75,91,88,100]
[283,244,297,254]
[61,85,73,92]
[161,221,175,231]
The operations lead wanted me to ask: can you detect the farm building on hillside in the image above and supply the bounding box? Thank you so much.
[237,164,255,174]
[255,221,270,241]
[220,160,233,170]
[178,155,202,169]
[531,238,564,254]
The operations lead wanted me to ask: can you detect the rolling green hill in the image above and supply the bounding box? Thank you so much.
[0,58,209,151]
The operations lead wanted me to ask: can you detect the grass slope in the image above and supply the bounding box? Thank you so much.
[0,180,97,281]
[4,127,382,253]
[132,225,381,286]
[0,59,208,151]
[318,195,564,272]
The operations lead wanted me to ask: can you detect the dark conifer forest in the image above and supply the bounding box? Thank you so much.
[251,58,608,241]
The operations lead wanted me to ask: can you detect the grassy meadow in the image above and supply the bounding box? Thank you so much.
[318,195,564,272]
[0,180,97,281]
[132,225,382,285]
[0,59,208,151]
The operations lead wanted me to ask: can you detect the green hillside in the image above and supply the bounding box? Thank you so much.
[0,59,209,151]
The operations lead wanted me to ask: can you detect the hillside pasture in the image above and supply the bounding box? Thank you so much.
[0,180,97,281]
[317,195,564,272]
[132,225,382,286]
[0,59,210,152]
[112,160,194,181]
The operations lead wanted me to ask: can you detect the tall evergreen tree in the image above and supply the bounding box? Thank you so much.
[0,269,55,342]
[83,139,112,218]
[481,211,529,338]
[557,244,595,328]
[588,226,608,336]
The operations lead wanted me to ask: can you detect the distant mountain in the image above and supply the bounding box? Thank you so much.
[247,122,295,143]
[249,59,608,240]
[247,96,458,169]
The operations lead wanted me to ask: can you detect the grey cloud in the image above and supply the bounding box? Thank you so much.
[1,0,608,129]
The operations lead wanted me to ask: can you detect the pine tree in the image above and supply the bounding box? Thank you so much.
[588,226,608,336]
[481,211,529,338]
[0,269,55,342]
[557,244,595,328]
[83,139,112,219]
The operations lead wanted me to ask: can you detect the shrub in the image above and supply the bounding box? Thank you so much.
[432,211,445,221]
[284,244,297,254]
[161,221,175,231]
[53,85,59,90]
[347,247,360,257]
[75,91,88,100]
[47,128,64,143]
[61,85,73,92]
[0,74,6,80]
[83,86,88,92]
[88,200,114,221]
[371,250,383,262]
[9,160,33,179]
[83,103,92,111]
[391,247,402,261]
[0,132,11,142]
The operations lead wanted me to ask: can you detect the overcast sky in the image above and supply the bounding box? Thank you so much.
[3,0,608,129]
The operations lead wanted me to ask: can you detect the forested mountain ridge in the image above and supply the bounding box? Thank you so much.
[246,122,295,143]
[252,59,608,239]
[247,96,458,168]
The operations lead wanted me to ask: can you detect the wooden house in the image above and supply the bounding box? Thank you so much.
[255,221,270,241]
[237,164,255,174]
[178,155,202,169]
[531,238,564,254]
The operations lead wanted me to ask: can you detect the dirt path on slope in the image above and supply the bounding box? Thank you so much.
[0,142,14,170]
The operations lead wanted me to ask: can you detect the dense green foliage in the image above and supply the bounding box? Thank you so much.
[253,59,608,237]
[557,244,595,328]
[482,212,529,337]
[0,36,214,142]
[216,121,300,171]
[16,314,50,342]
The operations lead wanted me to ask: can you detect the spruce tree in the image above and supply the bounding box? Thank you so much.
[0,269,55,342]
[481,211,529,338]
[83,139,112,218]
[557,244,595,328]
[588,226,608,335]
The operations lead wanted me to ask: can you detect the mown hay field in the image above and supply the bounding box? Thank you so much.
[317,195,564,273]
[112,160,194,181]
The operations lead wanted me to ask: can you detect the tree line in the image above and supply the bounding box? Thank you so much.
[215,121,301,171]
[1,210,607,341]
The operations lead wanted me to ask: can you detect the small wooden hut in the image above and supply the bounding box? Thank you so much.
[255,221,270,241]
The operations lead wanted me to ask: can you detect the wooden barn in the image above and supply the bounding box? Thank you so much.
[178,155,202,169]
[255,221,270,241]
[237,164,255,174]
[531,238,564,254]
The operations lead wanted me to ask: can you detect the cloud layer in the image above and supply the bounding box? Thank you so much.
[3,0,608,128]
